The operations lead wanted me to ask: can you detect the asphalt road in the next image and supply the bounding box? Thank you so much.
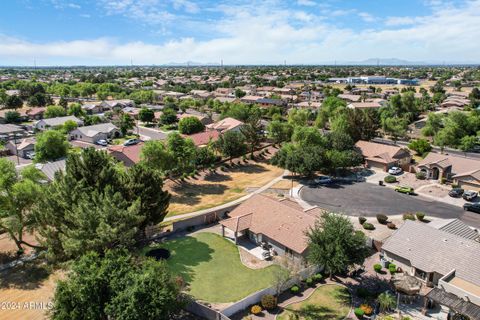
[300,181,480,228]
[138,126,168,141]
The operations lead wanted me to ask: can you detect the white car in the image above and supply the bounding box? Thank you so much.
[96,139,108,146]
[388,166,402,175]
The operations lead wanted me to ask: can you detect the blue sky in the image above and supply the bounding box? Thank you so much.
[0,0,479,65]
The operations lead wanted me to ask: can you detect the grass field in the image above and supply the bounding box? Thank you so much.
[277,285,351,320]
[166,162,284,217]
[147,232,284,303]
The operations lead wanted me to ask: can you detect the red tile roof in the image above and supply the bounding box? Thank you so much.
[186,130,221,146]
[107,142,143,167]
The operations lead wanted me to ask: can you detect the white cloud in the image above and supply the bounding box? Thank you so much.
[297,0,316,6]
[171,0,199,13]
[384,16,418,26]
[49,0,81,10]
[2,0,480,65]
[358,12,376,22]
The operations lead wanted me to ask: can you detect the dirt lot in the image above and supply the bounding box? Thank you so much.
[0,233,39,265]
[0,265,63,320]
[166,161,284,217]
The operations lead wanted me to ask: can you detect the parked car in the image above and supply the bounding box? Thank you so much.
[123,138,141,146]
[388,166,403,175]
[462,190,478,201]
[448,188,464,198]
[25,151,35,160]
[463,203,480,213]
[96,139,108,146]
[394,185,414,195]
[313,176,333,186]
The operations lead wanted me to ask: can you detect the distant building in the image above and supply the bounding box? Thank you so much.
[69,123,120,144]
[35,116,83,131]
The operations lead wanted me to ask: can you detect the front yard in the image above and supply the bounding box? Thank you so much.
[166,161,284,217]
[147,232,284,303]
[277,284,351,320]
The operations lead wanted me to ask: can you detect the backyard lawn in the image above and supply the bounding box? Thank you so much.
[166,161,284,217]
[148,232,284,303]
[277,285,351,320]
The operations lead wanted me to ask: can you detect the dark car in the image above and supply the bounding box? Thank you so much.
[448,188,464,198]
[463,203,480,213]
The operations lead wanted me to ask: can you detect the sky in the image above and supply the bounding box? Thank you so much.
[1,0,480,66]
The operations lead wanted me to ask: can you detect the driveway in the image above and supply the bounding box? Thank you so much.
[138,126,168,141]
[300,182,480,228]
[69,140,105,150]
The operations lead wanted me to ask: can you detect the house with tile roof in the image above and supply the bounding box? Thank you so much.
[417,153,480,191]
[108,142,143,167]
[220,194,322,260]
[381,221,480,317]
[206,117,244,133]
[355,140,411,171]
[69,123,120,144]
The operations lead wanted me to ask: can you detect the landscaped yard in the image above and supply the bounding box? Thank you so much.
[166,161,284,217]
[146,232,284,303]
[277,285,351,320]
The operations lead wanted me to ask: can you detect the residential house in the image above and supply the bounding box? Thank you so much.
[5,137,35,158]
[417,153,480,190]
[256,98,285,108]
[26,107,46,120]
[0,124,26,139]
[240,95,263,104]
[338,94,362,102]
[69,123,121,144]
[177,110,212,125]
[108,142,143,167]
[206,117,244,133]
[355,140,412,171]
[382,221,480,318]
[220,194,322,261]
[81,102,104,114]
[186,130,221,147]
[35,116,83,131]
[99,99,134,112]
[347,101,383,110]
[33,159,66,181]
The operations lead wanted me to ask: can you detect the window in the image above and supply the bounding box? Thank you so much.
[415,268,428,281]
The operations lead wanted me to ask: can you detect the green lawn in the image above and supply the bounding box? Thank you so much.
[277,285,351,320]
[146,232,284,303]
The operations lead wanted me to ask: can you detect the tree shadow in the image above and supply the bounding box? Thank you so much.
[152,236,215,285]
[229,163,268,174]
[0,251,18,265]
[286,304,338,320]
[0,261,51,290]
[347,274,392,301]
[203,172,232,182]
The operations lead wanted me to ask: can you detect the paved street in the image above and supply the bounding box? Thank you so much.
[300,181,480,228]
[138,126,168,141]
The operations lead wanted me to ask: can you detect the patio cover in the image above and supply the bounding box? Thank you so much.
[392,273,422,295]
[427,288,480,319]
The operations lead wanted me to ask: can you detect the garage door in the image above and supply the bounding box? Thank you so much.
[367,160,386,171]
[458,181,480,192]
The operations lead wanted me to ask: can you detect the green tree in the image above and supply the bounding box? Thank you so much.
[459,135,478,152]
[35,130,69,162]
[165,133,197,175]
[216,131,247,163]
[51,250,183,320]
[178,116,205,134]
[160,108,178,125]
[5,95,23,109]
[307,212,369,279]
[5,111,21,123]
[140,140,175,173]
[62,120,78,134]
[287,108,310,127]
[382,117,407,142]
[240,114,263,155]
[421,113,443,136]
[0,161,45,253]
[116,113,135,136]
[235,88,246,98]
[44,105,67,118]
[408,138,432,156]
[139,107,155,124]
[267,121,294,144]
[67,103,86,117]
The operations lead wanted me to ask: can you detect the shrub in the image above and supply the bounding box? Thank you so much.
[389,263,397,274]
[249,153,255,160]
[415,212,426,221]
[357,287,371,299]
[305,277,314,287]
[290,285,300,294]
[363,222,375,230]
[451,184,459,189]
[403,213,416,221]
[354,307,365,319]
[360,304,373,316]
[441,177,446,184]
[376,214,388,224]
[260,294,277,310]
[373,264,382,273]
[384,175,397,183]
[250,305,262,315]
[387,222,396,229]
[358,216,367,225]
[415,172,426,180]
[313,273,323,282]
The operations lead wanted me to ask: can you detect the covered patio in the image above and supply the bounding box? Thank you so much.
[424,288,480,320]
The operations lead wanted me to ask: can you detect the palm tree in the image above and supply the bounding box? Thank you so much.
[377,292,396,313]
